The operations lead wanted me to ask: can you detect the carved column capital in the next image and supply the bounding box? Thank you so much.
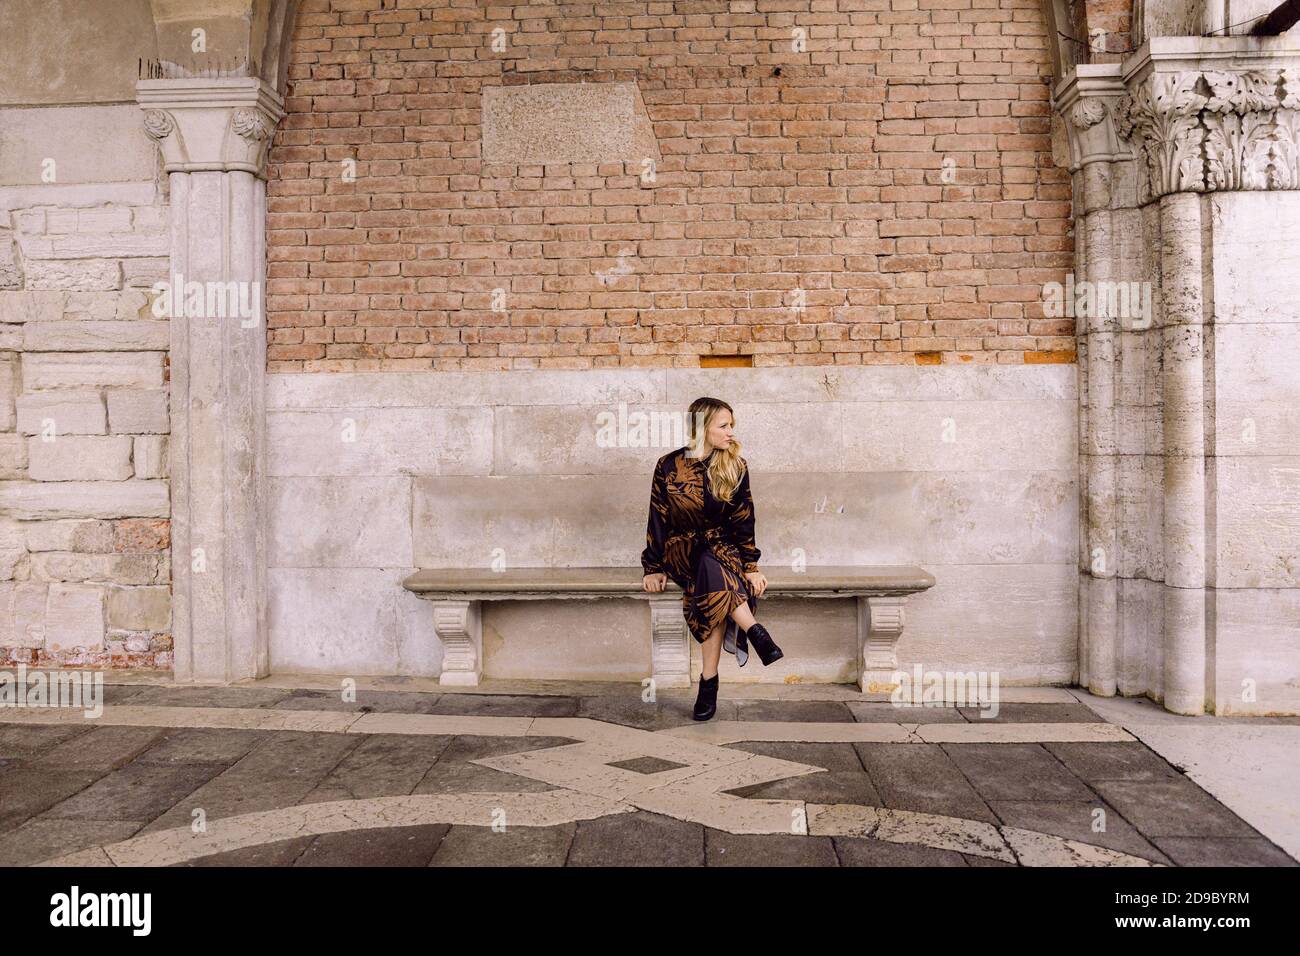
[136,78,285,178]
[1113,39,1300,200]
[1054,65,1133,172]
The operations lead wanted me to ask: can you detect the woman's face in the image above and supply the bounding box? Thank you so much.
[705,409,734,452]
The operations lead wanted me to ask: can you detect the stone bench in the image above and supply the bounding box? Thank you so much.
[400,565,936,691]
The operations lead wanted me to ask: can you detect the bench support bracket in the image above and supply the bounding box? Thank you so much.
[433,599,483,686]
[858,595,907,694]
[648,596,692,689]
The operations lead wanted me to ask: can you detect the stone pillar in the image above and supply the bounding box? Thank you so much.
[1157,192,1208,714]
[137,78,283,683]
[1055,66,1134,699]
[1092,37,1300,712]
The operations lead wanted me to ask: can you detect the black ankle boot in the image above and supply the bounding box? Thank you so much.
[693,673,719,721]
[744,622,784,666]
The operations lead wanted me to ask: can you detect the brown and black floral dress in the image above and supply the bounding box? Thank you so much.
[640,446,761,665]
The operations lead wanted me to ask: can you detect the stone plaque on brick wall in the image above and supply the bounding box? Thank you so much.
[481,81,658,165]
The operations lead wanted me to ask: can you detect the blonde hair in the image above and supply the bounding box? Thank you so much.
[686,396,745,502]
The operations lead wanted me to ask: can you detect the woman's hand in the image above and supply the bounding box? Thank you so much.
[744,569,767,598]
[643,572,667,593]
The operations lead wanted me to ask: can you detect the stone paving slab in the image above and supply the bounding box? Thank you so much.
[831,836,976,866]
[0,723,93,757]
[853,743,1001,826]
[1148,837,1300,867]
[180,837,317,867]
[985,800,1171,864]
[0,767,106,833]
[301,734,452,803]
[138,731,364,833]
[0,818,145,868]
[272,689,448,714]
[1042,741,1187,783]
[429,823,573,866]
[734,700,856,723]
[566,811,704,867]
[29,725,168,773]
[723,740,871,772]
[42,760,228,824]
[942,743,1098,802]
[845,702,970,723]
[133,727,268,767]
[1087,779,1262,839]
[292,824,450,867]
[954,702,1106,723]
[706,829,840,866]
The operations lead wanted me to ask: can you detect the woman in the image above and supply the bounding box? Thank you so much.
[640,396,784,722]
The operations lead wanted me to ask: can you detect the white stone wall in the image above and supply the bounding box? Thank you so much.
[266,365,1078,683]
[1206,192,1300,714]
[0,105,173,666]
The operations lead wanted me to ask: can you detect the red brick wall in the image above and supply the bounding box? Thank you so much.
[267,0,1074,371]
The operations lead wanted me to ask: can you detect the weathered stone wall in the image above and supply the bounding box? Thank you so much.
[265,365,1078,682]
[1101,191,1300,715]
[0,27,174,667]
[266,0,1075,370]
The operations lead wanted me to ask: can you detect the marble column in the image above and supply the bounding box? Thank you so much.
[137,78,284,682]
[1056,65,1133,699]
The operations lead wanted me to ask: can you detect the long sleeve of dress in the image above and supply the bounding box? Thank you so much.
[641,461,670,575]
[730,464,761,574]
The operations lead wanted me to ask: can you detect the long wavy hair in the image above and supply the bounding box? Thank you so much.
[686,396,745,503]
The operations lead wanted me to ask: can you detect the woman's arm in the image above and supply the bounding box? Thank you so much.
[730,463,761,573]
[641,459,670,575]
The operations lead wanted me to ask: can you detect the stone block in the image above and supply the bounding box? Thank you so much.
[0,352,17,430]
[16,389,106,435]
[0,582,48,647]
[0,519,23,580]
[22,352,163,388]
[23,259,121,291]
[112,518,169,553]
[73,209,136,233]
[412,474,645,568]
[481,82,658,166]
[18,232,169,260]
[0,105,158,185]
[62,292,121,321]
[0,291,65,323]
[0,480,169,519]
[28,436,133,481]
[31,552,161,586]
[0,434,26,479]
[23,321,170,351]
[23,519,114,553]
[106,586,170,631]
[132,436,167,478]
[266,369,663,410]
[122,259,169,289]
[269,477,411,567]
[44,583,106,649]
[267,407,493,477]
[107,389,168,433]
[268,568,438,676]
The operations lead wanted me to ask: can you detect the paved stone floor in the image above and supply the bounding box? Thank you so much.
[1,679,1297,867]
